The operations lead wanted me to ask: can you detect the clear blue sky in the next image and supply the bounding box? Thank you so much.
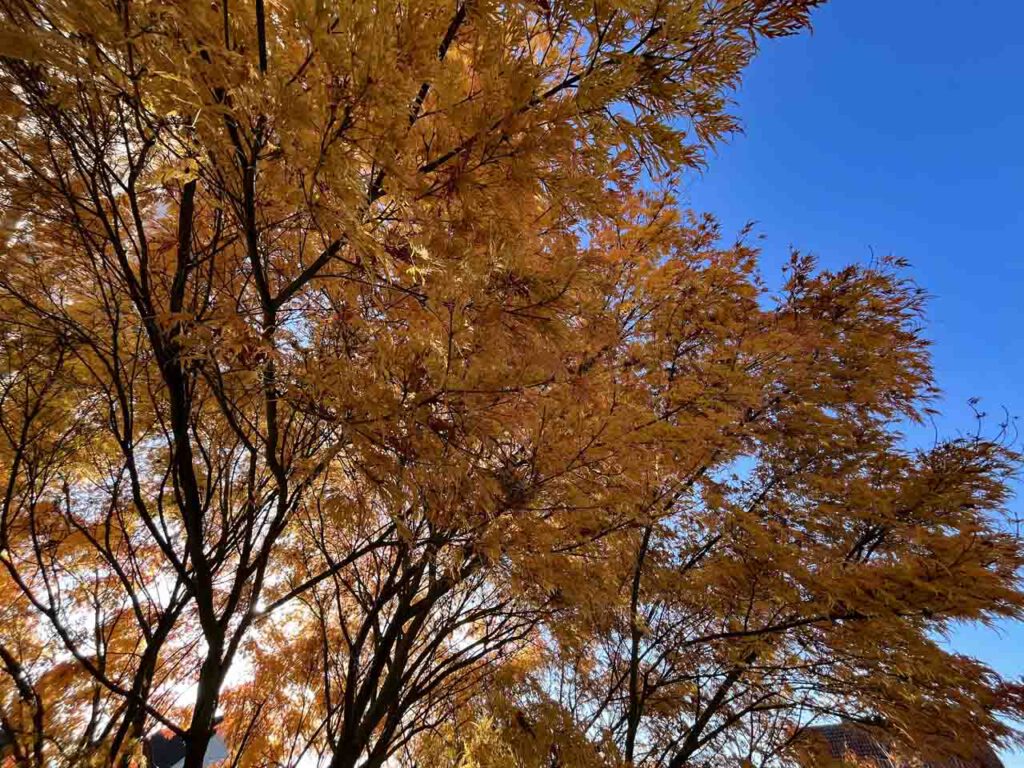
[683,1,1024,762]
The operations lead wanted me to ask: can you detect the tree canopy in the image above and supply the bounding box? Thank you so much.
[0,1,1021,767]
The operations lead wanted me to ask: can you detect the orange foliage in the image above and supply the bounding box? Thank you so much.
[0,1,1020,767]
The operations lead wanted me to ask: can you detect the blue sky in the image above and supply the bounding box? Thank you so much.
[682,1,1024,762]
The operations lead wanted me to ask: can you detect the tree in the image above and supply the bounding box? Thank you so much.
[0,1,1019,767]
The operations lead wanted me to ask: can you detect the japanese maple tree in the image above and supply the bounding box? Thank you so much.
[0,1,1020,767]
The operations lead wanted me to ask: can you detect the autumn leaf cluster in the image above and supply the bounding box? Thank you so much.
[0,1,1021,767]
